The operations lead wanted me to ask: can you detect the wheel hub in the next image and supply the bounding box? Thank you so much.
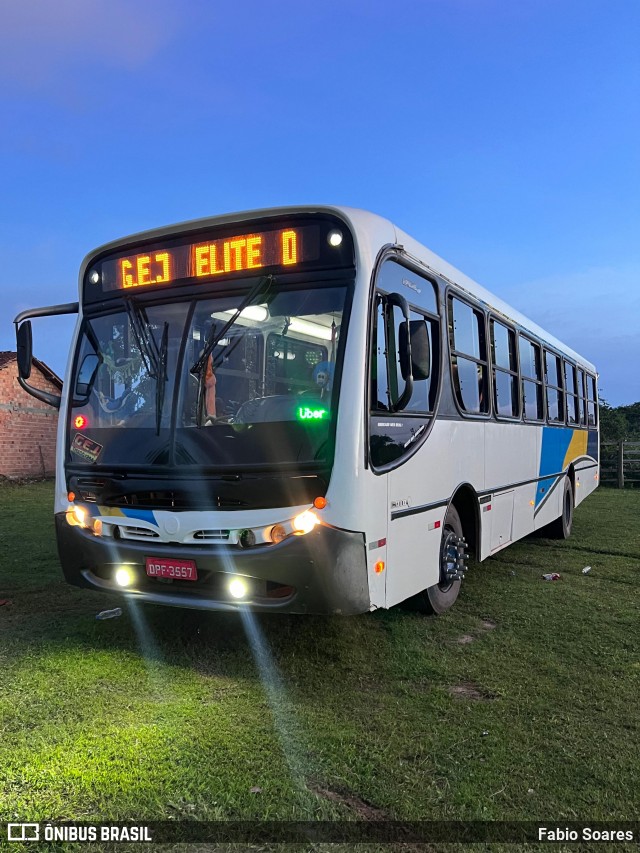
[441,530,469,584]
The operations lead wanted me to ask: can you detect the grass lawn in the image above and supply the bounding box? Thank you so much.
[0,482,638,851]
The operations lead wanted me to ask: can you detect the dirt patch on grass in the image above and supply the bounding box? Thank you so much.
[308,784,435,851]
[448,681,497,701]
[456,634,475,644]
[480,619,497,630]
[308,782,389,820]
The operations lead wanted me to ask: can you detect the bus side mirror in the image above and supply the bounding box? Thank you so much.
[14,301,79,410]
[17,321,33,380]
[399,319,430,381]
[75,353,101,398]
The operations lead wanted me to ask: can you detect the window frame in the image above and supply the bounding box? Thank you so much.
[517,332,545,423]
[370,292,439,417]
[563,359,579,427]
[489,316,521,421]
[586,372,598,427]
[366,250,443,473]
[544,348,565,425]
[447,289,491,419]
[576,367,587,427]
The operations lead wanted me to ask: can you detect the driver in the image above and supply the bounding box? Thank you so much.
[204,354,217,419]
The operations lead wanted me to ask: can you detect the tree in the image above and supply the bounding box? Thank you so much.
[598,398,640,442]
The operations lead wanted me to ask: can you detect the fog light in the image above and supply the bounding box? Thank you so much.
[292,510,318,535]
[74,505,87,526]
[238,528,256,548]
[229,577,248,599]
[92,518,103,536]
[115,567,133,587]
[268,523,287,544]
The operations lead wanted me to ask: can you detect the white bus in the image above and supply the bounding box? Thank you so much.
[15,207,599,615]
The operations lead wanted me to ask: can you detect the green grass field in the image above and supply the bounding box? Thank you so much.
[0,483,638,851]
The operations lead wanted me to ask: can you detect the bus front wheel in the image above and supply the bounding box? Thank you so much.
[416,505,465,615]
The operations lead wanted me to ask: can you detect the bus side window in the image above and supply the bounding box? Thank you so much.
[519,336,544,421]
[372,295,390,410]
[371,296,434,414]
[564,360,579,425]
[577,368,587,426]
[490,319,519,418]
[404,311,434,414]
[586,374,598,426]
[448,296,489,415]
[545,350,564,423]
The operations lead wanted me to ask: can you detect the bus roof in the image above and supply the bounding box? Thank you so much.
[82,204,595,373]
[337,206,595,373]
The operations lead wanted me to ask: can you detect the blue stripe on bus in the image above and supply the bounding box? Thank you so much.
[119,508,157,525]
[536,427,574,507]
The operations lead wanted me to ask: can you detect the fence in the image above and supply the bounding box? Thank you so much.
[600,441,640,488]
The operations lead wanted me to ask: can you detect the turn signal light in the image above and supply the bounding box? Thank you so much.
[313,496,327,510]
[268,524,287,544]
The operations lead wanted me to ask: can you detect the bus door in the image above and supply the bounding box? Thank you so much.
[369,273,439,608]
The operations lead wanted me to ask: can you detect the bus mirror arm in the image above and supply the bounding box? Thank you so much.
[13,301,79,409]
[385,293,414,413]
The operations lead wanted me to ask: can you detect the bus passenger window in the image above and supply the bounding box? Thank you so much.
[577,368,587,426]
[564,361,579,425]
[545,351,564,423]
[519,336,544,421]
[491,320,519,418]
[448,296,488,415]
[586,374,598,426]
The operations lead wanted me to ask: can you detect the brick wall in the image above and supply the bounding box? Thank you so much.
[0,359,60,478]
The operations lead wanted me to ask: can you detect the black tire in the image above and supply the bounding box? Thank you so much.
[545,477,574,539]
[414,505,464,615]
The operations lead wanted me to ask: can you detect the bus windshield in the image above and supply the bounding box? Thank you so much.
[68,283,350,471]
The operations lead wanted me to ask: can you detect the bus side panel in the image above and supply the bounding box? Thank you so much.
[484,422,540,554]
[532,426,593,531]
[574,427,600,506]
[363,467,388,609]
[385,420,484,608]
[55,313,84,515]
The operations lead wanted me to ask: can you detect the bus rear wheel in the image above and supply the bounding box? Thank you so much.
[545,477,574,539]
[417,505,466,615]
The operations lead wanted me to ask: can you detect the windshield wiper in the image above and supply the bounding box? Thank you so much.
[155,321,169,435]
[190,274,275,377]
[124,297,168,433]
[124,298,160,378]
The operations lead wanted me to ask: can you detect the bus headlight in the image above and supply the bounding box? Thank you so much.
[292,510,318,535]
[66,504,88,527]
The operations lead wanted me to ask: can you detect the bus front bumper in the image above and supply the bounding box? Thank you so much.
[55,514,370,615]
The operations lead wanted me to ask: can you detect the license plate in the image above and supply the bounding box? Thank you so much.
[145,557,198,581]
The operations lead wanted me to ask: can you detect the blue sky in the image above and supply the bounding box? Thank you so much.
[1,0,638,404]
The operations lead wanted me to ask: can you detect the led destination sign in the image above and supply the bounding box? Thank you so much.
[89,225,321,295]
